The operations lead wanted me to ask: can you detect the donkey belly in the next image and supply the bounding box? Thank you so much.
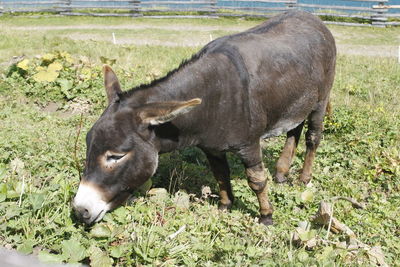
[261,119,303,139]
[260,94,318,139]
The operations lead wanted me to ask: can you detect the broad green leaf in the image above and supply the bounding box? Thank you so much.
[6,189,19,199]
[29,192,45,211]
[0,164,6,180]
[110,244,130,258]
[297,251,309,262]
[48,62,63,72]
[138,178,152,194]
[17,239,35,255]
[38,251,64,264]
[58,79,73,91]
[17,59,30,70]
[61,239,86,263]
[14,181,24,194]
[89,246,113,267]
[90,223,111,238]
[300,190,314,202]
[33,70,59,83]
[316,246,335,262]
[296,228,317,242]
[102,213,114,223]
[5,206,22,219]
[113,206,129,224]
[58,79,74,99]
[0,183,7,202]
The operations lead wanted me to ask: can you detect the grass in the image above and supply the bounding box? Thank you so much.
[0,15,399,266]
[1,15,399,63]
[0,14,259,28]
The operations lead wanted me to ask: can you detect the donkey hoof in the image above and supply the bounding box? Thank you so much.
[259,214,273,226]
[274,173,288,183]
[218,203,232,211]
[299,174,311,185]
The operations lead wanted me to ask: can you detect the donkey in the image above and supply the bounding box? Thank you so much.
[72,10,336,226]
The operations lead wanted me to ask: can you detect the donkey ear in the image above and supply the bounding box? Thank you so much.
[138,98,202,125]
[103,65,122,104]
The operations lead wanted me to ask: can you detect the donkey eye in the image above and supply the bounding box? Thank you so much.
[106,153,126,163]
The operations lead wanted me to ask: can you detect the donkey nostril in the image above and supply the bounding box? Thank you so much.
[82,209,90,219]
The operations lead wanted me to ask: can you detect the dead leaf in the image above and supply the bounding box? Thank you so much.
[201,186,212,199]
[174,191,190,210]
[11,158,24,175]
[368,246,388,267]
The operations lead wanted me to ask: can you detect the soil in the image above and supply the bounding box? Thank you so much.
[40,98,92,118]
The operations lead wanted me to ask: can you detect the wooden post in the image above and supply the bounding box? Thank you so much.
[287,0,297,10]
[211,0,217,14]
[129,0,141,16]
[372,1,388,27]
[63,0,72,13]
[398,45,400,64]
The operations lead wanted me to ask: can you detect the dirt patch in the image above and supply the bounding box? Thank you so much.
[41,102,61,113]
[40,98,91,118]
[65,98,92,115]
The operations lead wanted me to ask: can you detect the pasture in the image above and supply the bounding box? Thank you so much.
[0,15,399,266]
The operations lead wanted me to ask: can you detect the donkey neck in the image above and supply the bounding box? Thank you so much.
[121,56,213,152]
[123,64,206,106]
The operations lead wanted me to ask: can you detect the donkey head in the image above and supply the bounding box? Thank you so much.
[72,66,201,225]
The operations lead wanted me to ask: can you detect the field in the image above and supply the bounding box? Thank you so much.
[0,14,399,266]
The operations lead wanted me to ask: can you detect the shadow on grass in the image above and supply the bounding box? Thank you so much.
[152,142,285,217]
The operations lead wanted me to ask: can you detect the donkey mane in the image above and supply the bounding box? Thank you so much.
[119,45,212,99]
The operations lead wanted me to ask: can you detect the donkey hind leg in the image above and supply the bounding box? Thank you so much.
[299,100,329,184]
[203,151,234,210]
[238,142,274,226]
[274,122,304,183]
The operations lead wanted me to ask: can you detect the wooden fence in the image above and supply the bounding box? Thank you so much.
[0,0,399,26]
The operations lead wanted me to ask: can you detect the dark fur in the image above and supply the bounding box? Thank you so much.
[75,10,336,225]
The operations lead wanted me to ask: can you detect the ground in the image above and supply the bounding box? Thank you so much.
[0,14,399,266]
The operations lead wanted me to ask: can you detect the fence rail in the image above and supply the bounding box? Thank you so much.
[0,0,399,26]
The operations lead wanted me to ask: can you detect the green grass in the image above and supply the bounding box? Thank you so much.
[0,16,399,266]
[0,14,260,28]
[329,26,400,46]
